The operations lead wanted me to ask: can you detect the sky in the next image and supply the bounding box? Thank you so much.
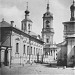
[0,0,73,44]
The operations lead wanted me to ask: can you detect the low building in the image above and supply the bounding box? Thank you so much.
[0,4,44,66]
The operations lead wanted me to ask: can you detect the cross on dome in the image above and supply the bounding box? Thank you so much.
[26,2,28,10]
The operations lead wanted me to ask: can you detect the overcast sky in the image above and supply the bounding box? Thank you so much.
[0,0,73,43]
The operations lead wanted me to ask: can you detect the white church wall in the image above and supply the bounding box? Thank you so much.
[10,30,43,64]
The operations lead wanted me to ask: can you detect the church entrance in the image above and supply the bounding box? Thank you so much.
[4,47,8,66]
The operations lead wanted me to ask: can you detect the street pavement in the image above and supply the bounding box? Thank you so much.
[0,63,75,75]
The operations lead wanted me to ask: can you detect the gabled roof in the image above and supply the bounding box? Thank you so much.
[0,20,44,44]
[0,20,11,27]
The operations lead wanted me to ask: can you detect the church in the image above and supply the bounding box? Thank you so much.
[41,2,57,63]
[0,4,44,66]
[57,0,75,67]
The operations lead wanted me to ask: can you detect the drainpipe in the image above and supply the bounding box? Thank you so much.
[9,27,12,68]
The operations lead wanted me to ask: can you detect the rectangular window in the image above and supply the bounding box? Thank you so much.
[27,46,29,55]
[31,47,32,55]
[28,24,30,30]
[16,43,19,53]
[22,23,23,30]
[36,48,38,54]
[51,50,52,56]
[23,45,25,54]
[41,49,42,55]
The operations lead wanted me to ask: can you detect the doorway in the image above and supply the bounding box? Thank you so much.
[4,47,8,66]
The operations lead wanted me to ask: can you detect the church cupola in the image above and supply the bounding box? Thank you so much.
[70,0,75,21]
[21,2,32,33]
[43,1,53,19]
[25,6,29,15]
[25,2,30,19]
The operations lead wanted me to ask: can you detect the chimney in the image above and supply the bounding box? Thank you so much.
[10,21,14,27]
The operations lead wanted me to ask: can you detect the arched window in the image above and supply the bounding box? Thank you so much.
[24,23,26,31]
[46,20,49,24]
[46,20,50,28]
[46,38,49,43]
[27,46,29,55]
[23,45,25,54]
[16,43,19,53]
[28,24,30,30]
[46,25,49,28]
[22,23,23,30]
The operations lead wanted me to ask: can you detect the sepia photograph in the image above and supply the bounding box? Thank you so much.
[0,0,75,75]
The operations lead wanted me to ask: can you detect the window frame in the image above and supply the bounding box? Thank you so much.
[23,45,25,54]
[16,43,19,53]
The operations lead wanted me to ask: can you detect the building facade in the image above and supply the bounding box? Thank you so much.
[0,5,44,66]
[41,2,57,63]
[57,0,75,66]
[57,41,67,66]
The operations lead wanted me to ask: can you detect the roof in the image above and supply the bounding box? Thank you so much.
[44,43,57,49]
[12,27,44,44]
[50,44,57,49]
[70,3,75,9]
[0,20,44,44]
[22,18,32,23]
[30,31,38,36]
[43,11,53,18]
[63,21,75,24]
[0,20,11,27]
[57,41,67,46]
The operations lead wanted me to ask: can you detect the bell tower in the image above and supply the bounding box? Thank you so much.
[41,1,54,45]
[21,2,32,33]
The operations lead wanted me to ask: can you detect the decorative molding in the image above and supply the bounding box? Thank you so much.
[23,40,26,43]
[15,38,20,41]
[15,52,19,54]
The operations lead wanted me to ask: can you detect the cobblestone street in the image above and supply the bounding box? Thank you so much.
[0,63,75,75]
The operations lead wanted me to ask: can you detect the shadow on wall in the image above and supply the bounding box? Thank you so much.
[67,46,75,67]
[57,46,67,66]
[57,46,75,67]
[57,54,67,66]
